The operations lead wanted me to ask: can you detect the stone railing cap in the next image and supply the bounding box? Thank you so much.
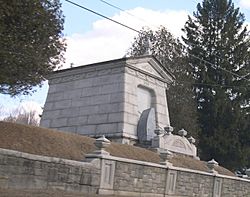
[207,159,219,166]
[96,135,110,143]
[178,128,187,137]
[188,136,195,144]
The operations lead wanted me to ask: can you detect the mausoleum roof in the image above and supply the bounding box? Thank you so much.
[50,55,175,83]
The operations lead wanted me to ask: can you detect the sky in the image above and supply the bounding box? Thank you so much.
[0,0,250,118]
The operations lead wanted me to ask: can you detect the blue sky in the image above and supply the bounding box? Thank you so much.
[61,0,198,35]
[0,0,250,117]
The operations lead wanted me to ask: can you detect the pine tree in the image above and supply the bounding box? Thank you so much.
[128,27,200,138]
[182,0,250,170]
[0,0,66,96]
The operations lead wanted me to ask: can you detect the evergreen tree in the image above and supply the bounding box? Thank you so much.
[0,0,66,96]
[182,0,250,170]
[128,27,200,138]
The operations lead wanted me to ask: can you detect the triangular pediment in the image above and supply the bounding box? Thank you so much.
[135,62,163,78]
[126,56,175,83]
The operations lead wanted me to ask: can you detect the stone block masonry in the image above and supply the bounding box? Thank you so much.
[40,56,175,143]
[0,148,250,196]
[114,162,166,194]
[0,148,100,195]
[102,156,250,197]
[40,60,127,140]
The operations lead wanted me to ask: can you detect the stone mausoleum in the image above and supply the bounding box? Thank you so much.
[41,56,173,142]
[0,56,250,197]
[3,55,250,197]
[41,55,197,158]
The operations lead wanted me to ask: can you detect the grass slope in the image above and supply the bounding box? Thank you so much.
[0,121,233,176]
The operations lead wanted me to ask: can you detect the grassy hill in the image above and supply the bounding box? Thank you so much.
[0,121,234,176]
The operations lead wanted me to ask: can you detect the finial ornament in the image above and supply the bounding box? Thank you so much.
[178,128,187,137]
[207,159,219,173]
[93,135,111,155]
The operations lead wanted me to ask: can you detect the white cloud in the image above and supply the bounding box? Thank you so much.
[63,7,189,68]
[1,8,189,120]
[240,0,250,9]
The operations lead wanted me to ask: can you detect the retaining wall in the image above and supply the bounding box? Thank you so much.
[0,148,249,197]
[0,148,100,195]
[98,156,250,197]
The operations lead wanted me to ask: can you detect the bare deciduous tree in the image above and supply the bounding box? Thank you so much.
[2,107,40,126]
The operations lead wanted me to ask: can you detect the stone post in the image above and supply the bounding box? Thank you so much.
[188,136,199,160]
[93,135,111,156]
[246,169,250,178]
[164,125,173,135]
[154,127,165,136]
[151,127,165,149]
[188,136,195,144]
[85,135,111,161]
[207,159,218,174]
[159,150,173,167]
[178,128,187,137]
